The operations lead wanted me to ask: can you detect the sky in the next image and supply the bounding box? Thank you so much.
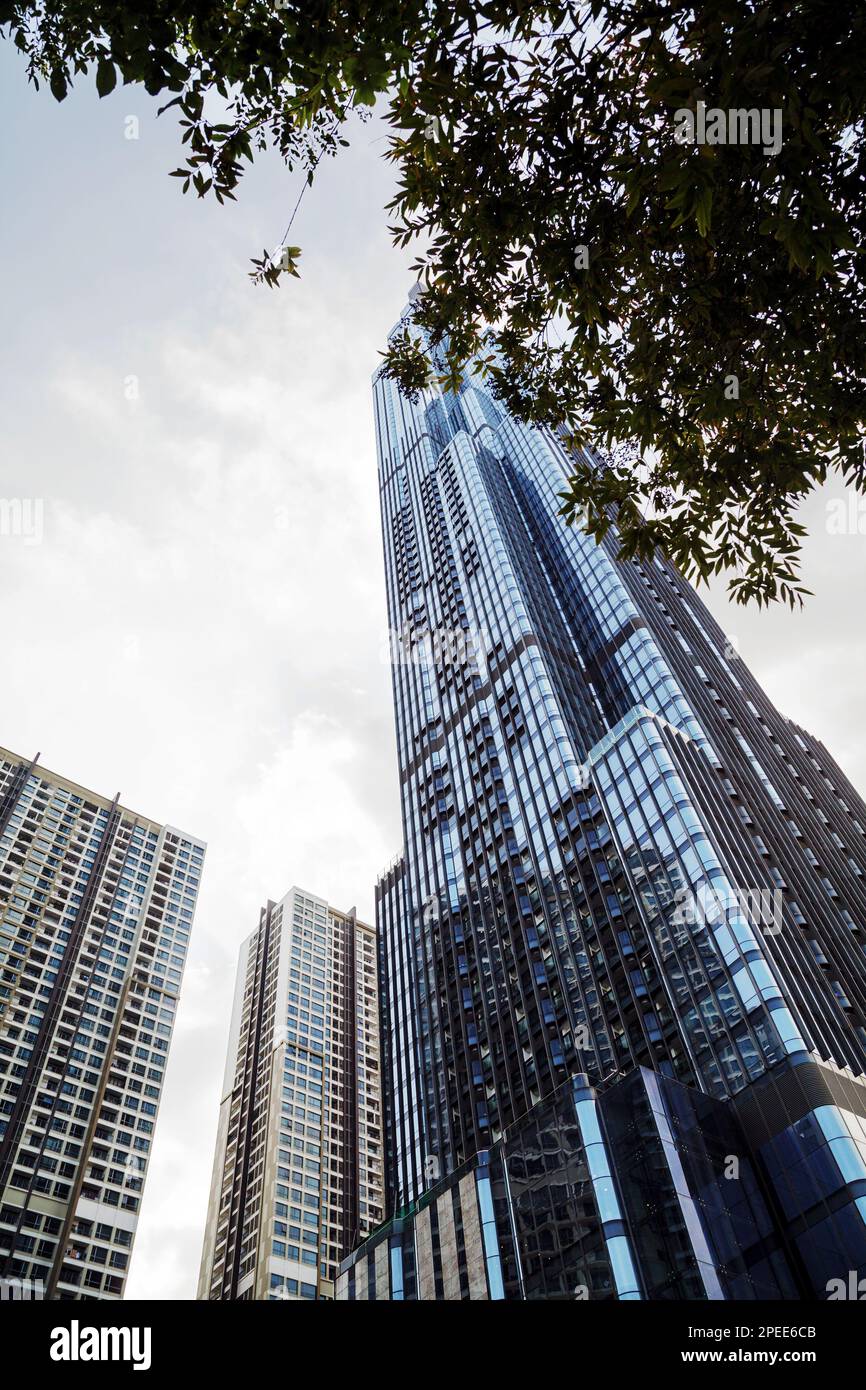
[1,45,865,1301]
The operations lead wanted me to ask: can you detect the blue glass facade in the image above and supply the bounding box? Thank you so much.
[370,297,866,1297]
[339,1057,866,1301]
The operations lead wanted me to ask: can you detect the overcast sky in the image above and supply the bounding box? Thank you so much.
[1,46,864,1301]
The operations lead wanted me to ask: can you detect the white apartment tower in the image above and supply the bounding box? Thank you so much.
[198,887,383,1301]
[0,746,204,1299]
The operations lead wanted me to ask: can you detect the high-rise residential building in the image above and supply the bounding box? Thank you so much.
[339,297,866,1300]
[0,746,204,1300]
[198,886,383,1301]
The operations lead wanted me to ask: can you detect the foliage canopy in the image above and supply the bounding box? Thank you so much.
[4,1,865,604]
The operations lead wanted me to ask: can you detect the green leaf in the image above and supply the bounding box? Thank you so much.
[96,58,116,97]
[49,69,67,102]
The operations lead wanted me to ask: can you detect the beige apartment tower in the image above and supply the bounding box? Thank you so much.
[0,746,204,1299]
[198,886,383,1301]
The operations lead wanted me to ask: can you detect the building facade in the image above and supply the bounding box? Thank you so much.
[340,1056,866,1301]
[198,887,383,1301]
[0,746,204,1300]
[360,297,866,1298]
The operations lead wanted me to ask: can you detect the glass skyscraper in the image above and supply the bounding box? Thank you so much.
[341,295,866,1300]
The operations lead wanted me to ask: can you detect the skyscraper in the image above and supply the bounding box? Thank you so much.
[198,886,383,1301]
[344,297,866,1299]
[0,746,204,1300]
